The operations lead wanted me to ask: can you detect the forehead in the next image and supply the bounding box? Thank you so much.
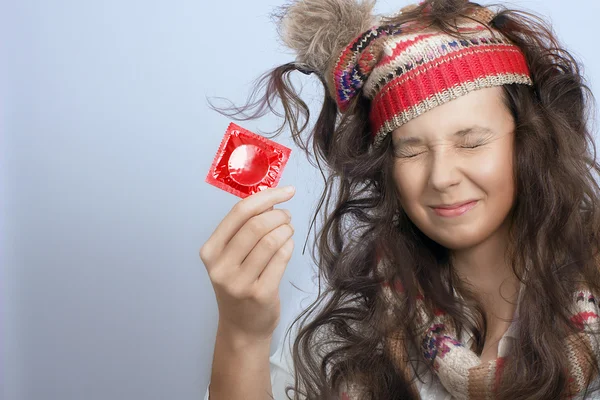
[391,87,510,144]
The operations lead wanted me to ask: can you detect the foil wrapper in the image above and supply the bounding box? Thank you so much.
[206,123,292,198]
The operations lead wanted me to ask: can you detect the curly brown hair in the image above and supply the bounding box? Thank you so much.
[212,1,600,398]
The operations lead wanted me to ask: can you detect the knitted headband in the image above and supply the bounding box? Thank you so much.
[332,2,533,146]
[279,0,534,147]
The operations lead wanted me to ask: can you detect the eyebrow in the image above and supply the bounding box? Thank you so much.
[394,126,494,147]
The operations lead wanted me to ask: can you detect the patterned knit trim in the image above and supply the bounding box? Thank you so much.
[363,23,494,92]
[364,28,511,97]
[375,21,488,62]
[332,24,402,111]
[332,22,497,110]
[385,332,421,398]
[466,358,498,400]
[567,290,600,396]
[566,333,590,397]
[373,43,527,102]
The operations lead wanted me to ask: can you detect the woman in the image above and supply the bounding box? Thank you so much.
[201,0,600,398]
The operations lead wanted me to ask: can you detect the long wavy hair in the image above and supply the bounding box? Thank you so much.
[212,1,600,398]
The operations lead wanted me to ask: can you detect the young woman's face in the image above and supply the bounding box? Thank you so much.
[391,86,516,250]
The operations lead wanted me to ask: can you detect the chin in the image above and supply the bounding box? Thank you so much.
[423,225,488,250]
[437,237,482,251]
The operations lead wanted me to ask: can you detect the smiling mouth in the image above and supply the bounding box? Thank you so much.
[430,200,479,217]
[432,200,477,210]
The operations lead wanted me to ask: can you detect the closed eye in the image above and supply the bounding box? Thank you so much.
[395,142,485,158]
[397,151,425,158]
[460,142,485,149]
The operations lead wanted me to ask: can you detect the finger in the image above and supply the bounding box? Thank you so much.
[236,223,294,285]
[221,209,292,267]
[200,186,295,265]
[257,237,294,294]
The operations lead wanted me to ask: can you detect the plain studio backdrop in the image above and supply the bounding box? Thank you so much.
[2,0,599,399]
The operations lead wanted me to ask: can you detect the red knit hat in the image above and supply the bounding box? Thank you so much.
[330,3,533,146]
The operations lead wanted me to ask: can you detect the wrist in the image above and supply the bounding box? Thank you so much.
[216,321,273,351]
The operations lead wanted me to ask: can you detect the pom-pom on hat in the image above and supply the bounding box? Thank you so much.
[279,0,533,147]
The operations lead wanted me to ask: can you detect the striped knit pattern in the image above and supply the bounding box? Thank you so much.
[331,24,402,109]
[379,273,600,399]
[330,3,533,146]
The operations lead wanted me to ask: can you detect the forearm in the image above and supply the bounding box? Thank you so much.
[209,323,274,400]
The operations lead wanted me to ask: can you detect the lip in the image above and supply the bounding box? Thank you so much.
[431,200,479,217]
[431,199,478,209]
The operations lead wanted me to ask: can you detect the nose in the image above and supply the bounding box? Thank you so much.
[428,147,461,191]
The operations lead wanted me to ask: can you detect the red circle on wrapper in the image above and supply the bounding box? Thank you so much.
[227,144,269,186]
[205,123,292,198]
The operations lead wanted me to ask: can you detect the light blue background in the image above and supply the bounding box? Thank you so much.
[2,1,599,399]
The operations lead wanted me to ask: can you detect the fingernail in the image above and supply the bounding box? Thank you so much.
[282,185,295,193]
[283,209,292,218]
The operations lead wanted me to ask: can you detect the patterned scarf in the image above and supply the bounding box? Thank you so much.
[381,281,600,399]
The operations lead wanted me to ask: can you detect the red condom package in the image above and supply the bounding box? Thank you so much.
[206,123,292,198]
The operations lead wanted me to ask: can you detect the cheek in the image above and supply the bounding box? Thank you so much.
[472,143,515,202]
[392,162,426,211]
